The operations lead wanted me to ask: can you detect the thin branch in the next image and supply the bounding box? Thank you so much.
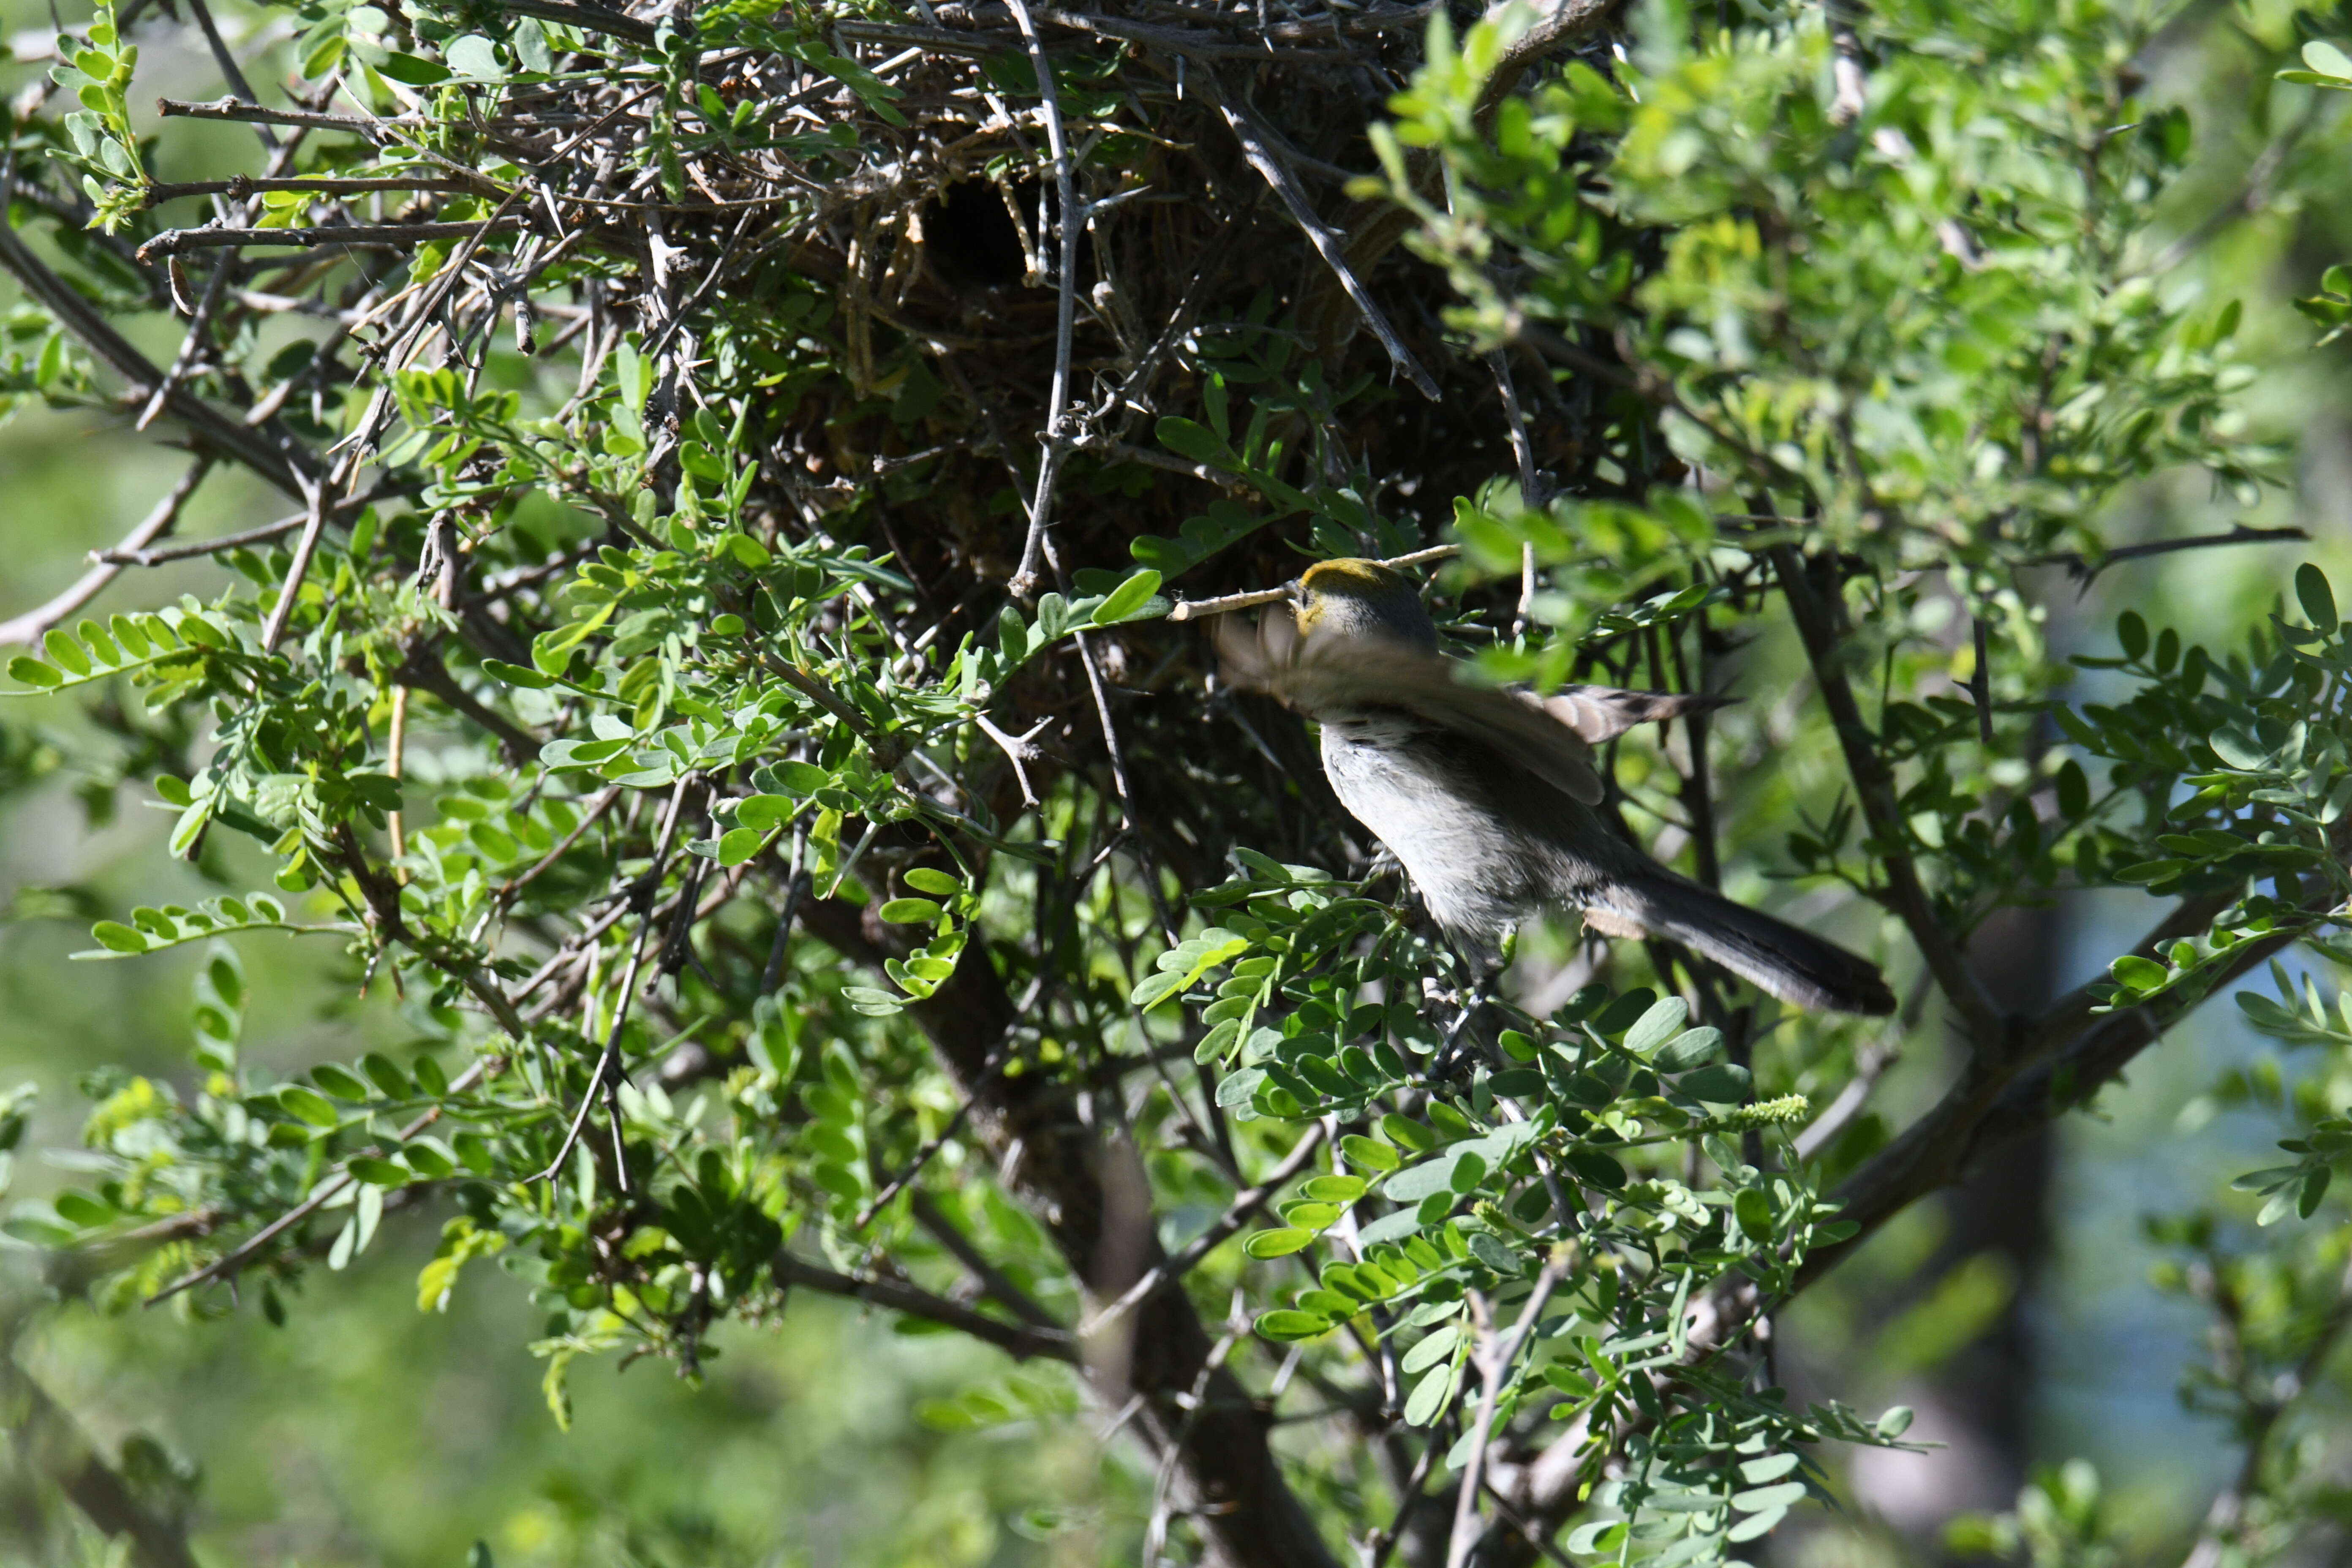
[1083,1122,1326,1334]
[974,710,1048,807]
[1799,859,2339,1288]
[0,198,312,497]
[394,647,542,768]
[385,684,409,865]
[146,1059,491,1303]
[1449,1254,1569,1568]
[908,1190,1063,1330]
[855,1100,977,1228]
[490,0,659,43]
[1210,85,1441,401]
[1168,544,1460,621]
[1002,0,1081,601]
[771,1249,1078,1361]
[1032,7,1358,60]
[1372,1420,1452,1568]
[157,96,394,135]
[759,829,810,995]
[1489,350,1544,637]
[0,460,212,647]
[2180,1253,2352,1568]
[138,218,530,260]
[1791,1033,1900,1162]
[1475,0,1621,111]
[1074,628,1135,807]
[2025,524,2309,585]
[93,508,319,565]
[143,175,480,204]
[536,774,695,1186]
[1769,544,2006,1045]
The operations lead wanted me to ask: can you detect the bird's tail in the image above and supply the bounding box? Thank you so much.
[1581,870,1895,1016]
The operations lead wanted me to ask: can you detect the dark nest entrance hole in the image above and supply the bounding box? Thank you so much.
[921,177,1051,289]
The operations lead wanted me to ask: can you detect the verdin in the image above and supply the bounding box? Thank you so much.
[1214,558,1895,1016]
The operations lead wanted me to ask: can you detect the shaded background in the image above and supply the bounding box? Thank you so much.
[3,0,2352,1561]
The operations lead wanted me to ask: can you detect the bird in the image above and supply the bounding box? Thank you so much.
[1212,557,1895,1016]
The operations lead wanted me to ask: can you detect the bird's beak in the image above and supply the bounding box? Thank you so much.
[1280,578,1304,608]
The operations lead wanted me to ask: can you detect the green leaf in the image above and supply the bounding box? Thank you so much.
[312,1064,371,1100]
[278,1086,341,1127]
[2298,564,2338,634]
[378,49,452,83]
[360,1053,411,1098]
[1130,970,1186,1010]
[717,827,766,866]
[1566,1523,1626,1557]
[1339,1134,1400,1172]
[1732,1481,1809,1514]
[42,629,90,677]
[1299,1174,1367,1203]
[1402,1361,1453,1426]
[1155,416,1233,466]
[2303,39,2352,78]
[2110,955,2170,993]
[1090,569,1164,626]
[1355,1208,1423,1246]
[1401,1323,1460,1373]
[755,761,830,798]
[6,657,61,689]
[2299,1165,2331,1218]
[1734,1187,1773,1244]
[348,1157,411,1186]
[877,898,942,923]
[903,866,963,896]
[1654,1027,1723,1072]
[1488,1068,1545,1097]
[735,794,797,832]
[445,33,503,76]
[997,605,1030,663]
[482,658,554,689]
[1253,1309,1334,1342]
[1678,1063,1753,1103]
[88,920,147,953]
[1622,995,1688,1055]
[1243,1227,1313,1258]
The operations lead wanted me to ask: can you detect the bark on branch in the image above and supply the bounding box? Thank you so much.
[799,897,1340,1568]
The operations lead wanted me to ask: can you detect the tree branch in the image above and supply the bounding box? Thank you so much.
[798,897,1341,1568]
[0,460,211,647]
[770,1250,1079,1361]
[1769,544,2008,1045]
[138,219,530,259]
[2025,525,2309,585]
[0,1350,199,1568]
[0,207,313,498]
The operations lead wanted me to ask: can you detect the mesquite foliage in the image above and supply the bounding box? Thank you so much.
[2,0,2349,1560]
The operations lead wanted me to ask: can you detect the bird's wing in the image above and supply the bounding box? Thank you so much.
[1214,612,1606,805]
[1538,685,1737,744]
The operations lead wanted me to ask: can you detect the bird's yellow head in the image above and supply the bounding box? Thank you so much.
[1290,559,1438,651]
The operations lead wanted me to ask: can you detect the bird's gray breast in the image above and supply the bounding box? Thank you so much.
[1317,713,1554,953]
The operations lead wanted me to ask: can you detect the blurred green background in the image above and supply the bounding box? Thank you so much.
[3,0,2352,1561]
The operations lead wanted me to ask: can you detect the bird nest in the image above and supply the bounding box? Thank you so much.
[8,0,1635,868]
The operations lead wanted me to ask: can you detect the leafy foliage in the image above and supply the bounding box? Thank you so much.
[0,0,2348,1558]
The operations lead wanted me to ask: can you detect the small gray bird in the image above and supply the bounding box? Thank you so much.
[1214,558,1895,1016]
